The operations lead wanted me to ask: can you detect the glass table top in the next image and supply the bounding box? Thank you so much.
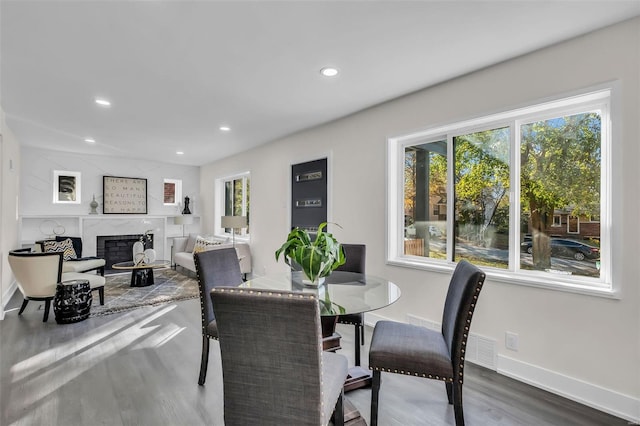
[241,270,401,316]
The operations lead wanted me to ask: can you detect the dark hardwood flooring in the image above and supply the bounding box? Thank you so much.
[0,291,629,426]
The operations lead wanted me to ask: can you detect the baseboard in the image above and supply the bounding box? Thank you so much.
[497,355,639,424]
[363,313,639,424]
[1,281,18,320]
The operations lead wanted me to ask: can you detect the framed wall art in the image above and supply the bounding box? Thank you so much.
[163,178,182,206]
[103,176,148,214]
[53,170,81,204]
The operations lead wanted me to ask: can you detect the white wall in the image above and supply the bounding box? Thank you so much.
[200,19,640,421]
[0,109,22,319]
[20,147,200,217]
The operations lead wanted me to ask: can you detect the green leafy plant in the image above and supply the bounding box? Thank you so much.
[275,222,346,284]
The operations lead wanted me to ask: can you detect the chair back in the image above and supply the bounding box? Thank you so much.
[335,244,366,273]
[441,260,486,373]
[8,251,63,298]
[211,288,326,425]
[193,248,243,330]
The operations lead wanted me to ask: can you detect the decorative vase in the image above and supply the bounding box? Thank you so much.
[89,195,99,214]
[302,274,325,287]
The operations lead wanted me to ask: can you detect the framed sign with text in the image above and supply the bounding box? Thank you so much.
[103,176,148,214]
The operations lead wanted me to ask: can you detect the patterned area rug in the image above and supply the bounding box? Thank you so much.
[90,268,198,317]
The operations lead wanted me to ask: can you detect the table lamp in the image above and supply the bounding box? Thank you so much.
[221,215,247,246]
[174,215,194,237]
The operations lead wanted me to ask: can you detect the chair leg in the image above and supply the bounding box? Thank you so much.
[332,389,344,426]
[360,324,365,345]
[18,299,29,315]
[446,381,453,404]
[370,370,381,426]
[198,335,210,385]
[42,299,51,322]
[98,287,104,305]
[354,324,361,366]
[452,381,465,426]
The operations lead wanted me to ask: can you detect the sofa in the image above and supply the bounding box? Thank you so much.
[173,235,252,277]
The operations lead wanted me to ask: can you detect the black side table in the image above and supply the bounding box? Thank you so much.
[53,279,92,324]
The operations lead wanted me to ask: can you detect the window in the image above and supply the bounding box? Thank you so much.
[221,173,250,236]
[163,178,182,206]
[388,88,611,293]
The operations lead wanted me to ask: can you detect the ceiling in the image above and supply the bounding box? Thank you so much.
[2,1,639,167]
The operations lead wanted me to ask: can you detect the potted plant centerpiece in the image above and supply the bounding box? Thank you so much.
[275,222,345,287]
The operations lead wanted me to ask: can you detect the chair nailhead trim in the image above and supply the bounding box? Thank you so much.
[369,366,452,382]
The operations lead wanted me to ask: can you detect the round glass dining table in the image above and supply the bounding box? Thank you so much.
[240,270,401,317]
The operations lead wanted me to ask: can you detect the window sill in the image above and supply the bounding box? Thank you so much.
[386,257,618,300]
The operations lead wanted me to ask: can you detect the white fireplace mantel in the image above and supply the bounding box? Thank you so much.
[19,215,200,260]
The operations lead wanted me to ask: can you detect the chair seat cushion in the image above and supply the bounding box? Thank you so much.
[62,258,106,273]
[205,320,218,339]
[61,272,105,290]
[369,320,453,380]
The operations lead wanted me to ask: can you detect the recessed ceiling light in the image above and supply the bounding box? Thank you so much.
[176,151,184,155]
[84,138,96,143]
[95,98,111,107]
[320,67,339,77]
[219,126,231,132]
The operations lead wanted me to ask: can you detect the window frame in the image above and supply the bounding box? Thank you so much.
[387,87,614,297]
[216,172,250,240]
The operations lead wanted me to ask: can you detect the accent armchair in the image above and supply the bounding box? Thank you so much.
[8,250,106,322]
[35,236,105,275]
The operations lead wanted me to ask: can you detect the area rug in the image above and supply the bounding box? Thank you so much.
[90,268,198,317]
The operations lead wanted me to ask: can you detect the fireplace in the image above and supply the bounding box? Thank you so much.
[97,234,153,274]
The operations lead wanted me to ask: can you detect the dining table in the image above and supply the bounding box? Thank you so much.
[240,269,401,391]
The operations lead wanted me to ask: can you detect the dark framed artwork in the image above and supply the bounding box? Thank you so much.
[103,176,148,214]
[53,170,81,204]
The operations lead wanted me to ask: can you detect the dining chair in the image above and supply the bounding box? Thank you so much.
[193,247,243,386]
[335,243,366,366]
[368,259,486,426]
[210,287,348,426]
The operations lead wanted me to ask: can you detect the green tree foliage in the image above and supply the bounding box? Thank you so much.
[454,127,510,243]
[521,112,601,269]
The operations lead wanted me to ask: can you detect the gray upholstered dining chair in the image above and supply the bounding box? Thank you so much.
[335,243,366,366]
[193,247,243,386]
[368,260,486,426]
[210,287,348,426]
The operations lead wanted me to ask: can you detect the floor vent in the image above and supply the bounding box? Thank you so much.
[406,313,497,370]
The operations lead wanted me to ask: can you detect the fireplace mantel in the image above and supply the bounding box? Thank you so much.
[19,215,200,260]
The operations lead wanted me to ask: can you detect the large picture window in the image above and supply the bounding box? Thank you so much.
[389,88,611,294]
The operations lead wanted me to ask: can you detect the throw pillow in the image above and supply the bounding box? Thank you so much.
[43,238,78,261]
[193,236,220,254]
[185,234,198,253]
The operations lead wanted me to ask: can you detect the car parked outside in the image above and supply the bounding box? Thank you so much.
[520,237,599,261]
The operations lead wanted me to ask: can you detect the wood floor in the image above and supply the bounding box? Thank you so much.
[0,292,629,426]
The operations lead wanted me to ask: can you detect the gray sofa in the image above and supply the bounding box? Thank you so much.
[173,235,251,277]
